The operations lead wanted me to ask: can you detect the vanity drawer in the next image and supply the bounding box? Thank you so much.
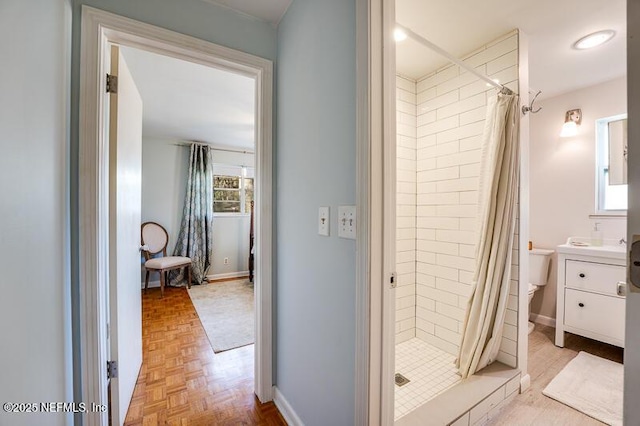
[565,260,626,296]
[565,289,625,342]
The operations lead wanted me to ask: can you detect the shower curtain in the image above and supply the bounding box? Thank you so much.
[457,91,520,379]
[172,143,214,285]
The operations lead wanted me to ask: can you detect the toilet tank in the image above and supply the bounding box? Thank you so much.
[529,248,554,286]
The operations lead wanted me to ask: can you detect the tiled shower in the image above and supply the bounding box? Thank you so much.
[394,31,521,420]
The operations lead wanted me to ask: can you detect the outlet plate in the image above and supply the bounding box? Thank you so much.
[318,206,330,236]
[338,205,356,239]
[223,257,229,265]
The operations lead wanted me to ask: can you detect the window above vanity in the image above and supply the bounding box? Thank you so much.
[596,113,628,214]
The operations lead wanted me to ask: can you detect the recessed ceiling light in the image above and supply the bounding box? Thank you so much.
[573,30,615,50]
[394,28,407,42]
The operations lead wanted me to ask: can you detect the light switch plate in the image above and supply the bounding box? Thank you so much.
[338,205,356,239]
[318,206,330,236]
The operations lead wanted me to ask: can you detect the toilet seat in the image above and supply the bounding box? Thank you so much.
[528,283,538,295]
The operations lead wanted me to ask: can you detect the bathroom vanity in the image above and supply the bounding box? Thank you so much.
[555,237,627,348]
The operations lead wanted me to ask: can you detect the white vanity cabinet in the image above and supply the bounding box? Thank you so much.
[555,238,627,348]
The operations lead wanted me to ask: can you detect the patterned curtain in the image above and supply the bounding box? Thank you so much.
[172,144,214,285]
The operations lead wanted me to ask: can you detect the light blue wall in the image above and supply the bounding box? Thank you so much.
[69,0,277,418]
[0,1,73,425]
[276,1,357,424]
[71,0,277,60]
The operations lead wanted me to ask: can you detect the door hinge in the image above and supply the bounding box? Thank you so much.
[390,272,397,289]
[107,360,118,379]
[106,74,118,94]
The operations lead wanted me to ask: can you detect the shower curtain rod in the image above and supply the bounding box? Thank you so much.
[396,24,514,95]
[174,141,254,155]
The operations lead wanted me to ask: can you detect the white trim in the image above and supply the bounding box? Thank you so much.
[517,29,531,385]
[589,213,628,219]
[367,0,397,423]
[143,272,251,288]
[79,7,274,424]
[530,313,556,328]
[380,0,397,423]
[366,0,387,424]
[141,280,161,289]
[273,387,305,426]
[207,271,250,280]
[354,0,371,424]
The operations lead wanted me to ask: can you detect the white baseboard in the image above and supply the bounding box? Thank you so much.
[273,387,304,426]
[530,313,555,328]
[207,271,249,280]
[140,279,193,289]
[141,280,161,289]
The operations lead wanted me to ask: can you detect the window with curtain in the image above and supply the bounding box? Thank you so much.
[213,165,254,214]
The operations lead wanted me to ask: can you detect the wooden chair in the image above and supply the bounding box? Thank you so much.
[141,222,192,298]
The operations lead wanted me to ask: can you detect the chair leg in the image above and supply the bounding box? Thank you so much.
[187,265,192,289]
[159,269,165,298]
[145,271,150,290]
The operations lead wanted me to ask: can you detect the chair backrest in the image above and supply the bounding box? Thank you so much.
[141,222,169,257]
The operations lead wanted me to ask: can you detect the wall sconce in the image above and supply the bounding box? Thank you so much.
[560,109,582,137]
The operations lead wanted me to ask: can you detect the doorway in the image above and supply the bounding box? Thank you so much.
[366,0,627,424]
[78,6,273,424]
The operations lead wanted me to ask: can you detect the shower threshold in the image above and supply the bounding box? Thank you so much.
[395,360,520,426]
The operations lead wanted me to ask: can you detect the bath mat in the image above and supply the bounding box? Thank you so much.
[188,279,254,353]
[542,351,622,426]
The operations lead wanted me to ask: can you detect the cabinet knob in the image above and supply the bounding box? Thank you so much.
[579,273,586,278]
[578,302,585,307]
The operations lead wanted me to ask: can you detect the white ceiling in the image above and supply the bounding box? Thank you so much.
[396,0,626,98]
[120,46,256,150]
[202,0,293,26]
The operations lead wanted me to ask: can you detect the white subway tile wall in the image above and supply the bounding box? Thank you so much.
[411,31,520,366]
[396,75,417,343]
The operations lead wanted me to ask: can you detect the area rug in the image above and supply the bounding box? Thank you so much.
[187,279,254,353]
[542,351,623,426]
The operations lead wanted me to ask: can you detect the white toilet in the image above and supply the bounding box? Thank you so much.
[528,248,554,334]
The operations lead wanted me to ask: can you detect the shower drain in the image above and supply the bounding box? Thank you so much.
[394,373,410,387]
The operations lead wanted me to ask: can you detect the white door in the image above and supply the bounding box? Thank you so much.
[626,1,640,422]
[108,45,143,426]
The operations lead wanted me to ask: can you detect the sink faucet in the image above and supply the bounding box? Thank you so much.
[620,238,627,245]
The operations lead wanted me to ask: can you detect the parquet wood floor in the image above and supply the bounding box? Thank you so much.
[123,287,286,426]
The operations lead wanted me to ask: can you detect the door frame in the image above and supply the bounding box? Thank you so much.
[361,1,532,423]
[78,6,274,424]
[355,0,396,423]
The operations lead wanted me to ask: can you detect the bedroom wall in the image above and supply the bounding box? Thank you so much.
[0,1,73,425]
[210,152,254,278]
[413,31,520,367]
[141,138,254,281]
[141,138,190,253]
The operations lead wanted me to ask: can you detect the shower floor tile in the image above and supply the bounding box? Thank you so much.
[394,338,461,420]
